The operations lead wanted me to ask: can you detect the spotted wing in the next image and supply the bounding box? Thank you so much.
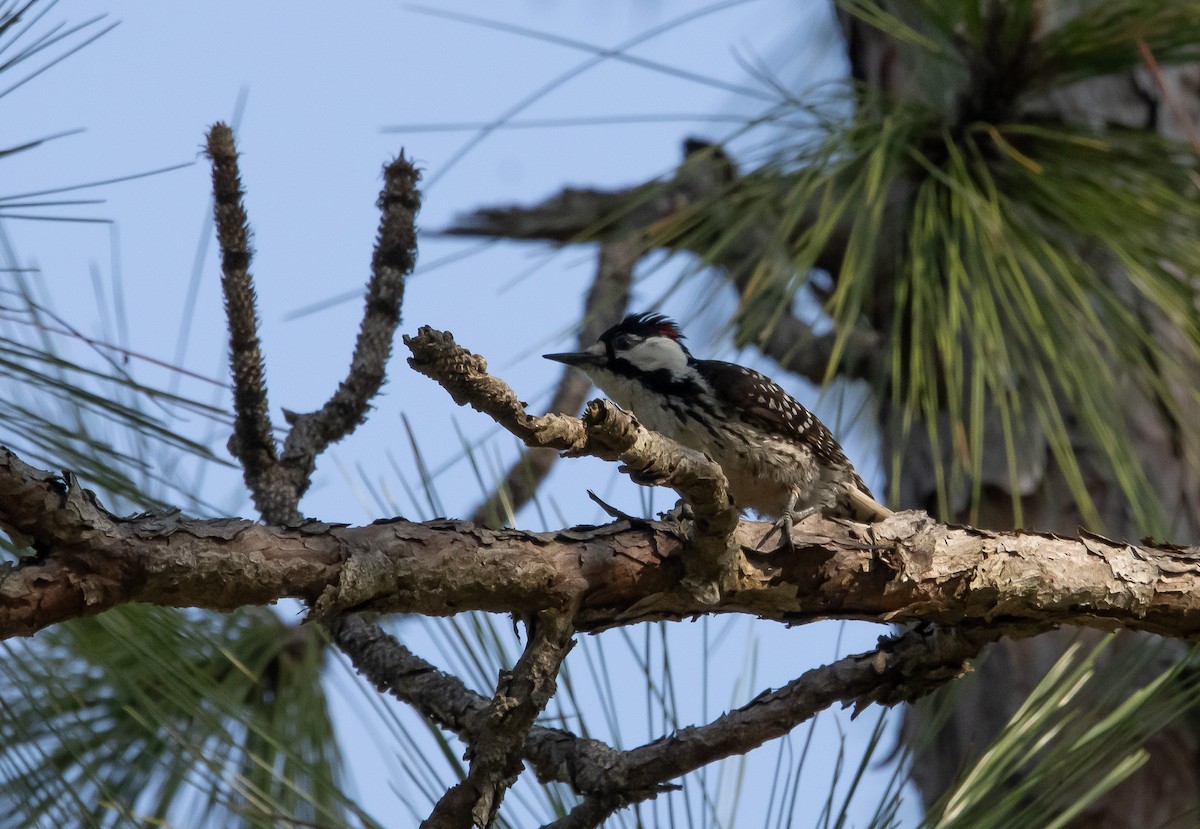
[694,360,872,494]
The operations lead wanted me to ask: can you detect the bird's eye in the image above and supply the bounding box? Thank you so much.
[612,333,636,351]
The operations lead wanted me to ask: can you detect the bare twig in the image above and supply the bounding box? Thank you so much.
[205,123,283,519]
[539,796,623,829]
[203,133,489,823]
[471,238,639,528]
[328,614,626,791]
[204,129,421,525]
[422,610,576,828]
[596,624,1006,792]
[538,625,1004,826]
[327,614,486,725]
[280,154,420,493]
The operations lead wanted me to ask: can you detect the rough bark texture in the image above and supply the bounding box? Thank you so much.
[204,127,419,526]
[404,326,741,600]
[4,445,1200,643]
[423,610,576,829]
[200,130,582,827]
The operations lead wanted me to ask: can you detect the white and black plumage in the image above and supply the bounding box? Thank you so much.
[544,312,891,523]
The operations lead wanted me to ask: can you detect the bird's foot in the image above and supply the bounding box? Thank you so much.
[757,493,816,552]
[660,499,694,535]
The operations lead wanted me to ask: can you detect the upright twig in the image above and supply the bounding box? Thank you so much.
[279,154,420,487]
[205,123,420,525]
[203,128,592,827]
[206,123,282,518]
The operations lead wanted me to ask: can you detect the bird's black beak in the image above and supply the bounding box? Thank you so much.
[543,351,599,368]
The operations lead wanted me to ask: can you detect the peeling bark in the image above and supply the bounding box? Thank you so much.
[3,447,1200,644]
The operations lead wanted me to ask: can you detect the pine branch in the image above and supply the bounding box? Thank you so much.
[201,132,591,825]
[328,614,625,792]
[540,624,1007,827]
[422,610,575,829]
[539,796,622,829]
[439,139,884,383]
[205,123,283,519]
[3,445,1200,642]
[331,597,1005,825]
[204,128,419,525]
[279,153,420,496]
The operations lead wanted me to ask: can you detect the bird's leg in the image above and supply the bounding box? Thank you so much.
[757,490,815,551]
[660,498,694,536]
[660,498,694,521]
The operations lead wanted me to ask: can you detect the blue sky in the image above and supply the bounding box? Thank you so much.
[6,2,922,825]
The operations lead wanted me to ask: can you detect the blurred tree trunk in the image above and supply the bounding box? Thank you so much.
[837,7,1200,826]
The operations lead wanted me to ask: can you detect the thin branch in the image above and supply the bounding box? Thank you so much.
[202,129,589,826]
[328,614,625,793]
[471,238,639,528]
[204,130,420,525]
[602,624,1005,791]
[422,610,576,828]
[404,326,739,596]
[201,134,478,824]
[329,608,1002,822]
[543,624,1007,826]
[205,123,280,518]
[328,614,487,731]
[539,796,623,829]
[279,153,420,493]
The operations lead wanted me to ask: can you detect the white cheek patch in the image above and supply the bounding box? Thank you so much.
[626,338,690,375]
[590,371,640,409]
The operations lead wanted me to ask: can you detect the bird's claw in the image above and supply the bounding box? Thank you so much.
[659,499,694,522]
[660,499,694,535]
[757,499,816,552]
